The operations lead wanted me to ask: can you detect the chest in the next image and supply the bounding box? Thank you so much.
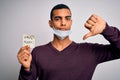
[36,50,97,73]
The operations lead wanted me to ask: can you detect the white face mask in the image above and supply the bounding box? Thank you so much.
[52,27,72,40]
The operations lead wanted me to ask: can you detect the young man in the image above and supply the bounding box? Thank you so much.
[17,4,120,80]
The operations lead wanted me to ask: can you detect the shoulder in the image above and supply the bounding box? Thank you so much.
[73,41,106,50]
[73,41,94,47]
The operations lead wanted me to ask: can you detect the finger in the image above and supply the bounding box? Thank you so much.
[84,22,93,29]
[26,45,30,52]
[19,57,28,62]
[87,20,96,26]
[24,49,30,54]
[22,54,29,61]
[20,54,28,60]
[91,14,98,20]
[83,32,93,40]
[18,50,30,59]
[89,16,97,23]
[18,52,30,61]
[18,45,30,54]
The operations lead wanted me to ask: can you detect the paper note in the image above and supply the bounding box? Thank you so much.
[23,34,35,48]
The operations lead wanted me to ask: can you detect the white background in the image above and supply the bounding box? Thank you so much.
[0,0,120,80]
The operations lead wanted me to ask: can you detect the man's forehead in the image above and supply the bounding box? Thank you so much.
[53,9,71,16]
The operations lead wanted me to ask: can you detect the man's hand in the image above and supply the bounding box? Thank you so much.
[17,46,32,71]
[83,14,106,40]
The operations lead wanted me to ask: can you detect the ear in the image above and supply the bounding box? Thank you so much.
[48,20,53,28]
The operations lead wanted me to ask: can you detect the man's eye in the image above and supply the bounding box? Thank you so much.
[54,18,60,21]
[66,17,71,20]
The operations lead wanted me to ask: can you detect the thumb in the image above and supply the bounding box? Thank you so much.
[83,32,93,40]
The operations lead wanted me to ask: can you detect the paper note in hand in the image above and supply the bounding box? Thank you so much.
[23,34,35,48]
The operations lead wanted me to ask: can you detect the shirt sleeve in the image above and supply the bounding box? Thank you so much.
[93,24,120,63]
[102,24,120,49]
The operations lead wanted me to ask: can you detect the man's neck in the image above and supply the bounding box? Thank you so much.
[51,36,72,51]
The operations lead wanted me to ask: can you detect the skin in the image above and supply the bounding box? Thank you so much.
[17,8,106,71]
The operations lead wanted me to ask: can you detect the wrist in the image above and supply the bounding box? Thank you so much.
[24,68,30,71]
[101,23,109,34]
[23,66,31,71]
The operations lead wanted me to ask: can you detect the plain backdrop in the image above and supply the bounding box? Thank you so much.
[0,0,120,80]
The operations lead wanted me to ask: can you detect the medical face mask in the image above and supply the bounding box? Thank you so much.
[53,28,71,40]
[53,27,72,40]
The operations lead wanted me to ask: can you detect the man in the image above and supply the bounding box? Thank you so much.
[17,4,120,80]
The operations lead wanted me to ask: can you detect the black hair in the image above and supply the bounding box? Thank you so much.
[50,4,71,20]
